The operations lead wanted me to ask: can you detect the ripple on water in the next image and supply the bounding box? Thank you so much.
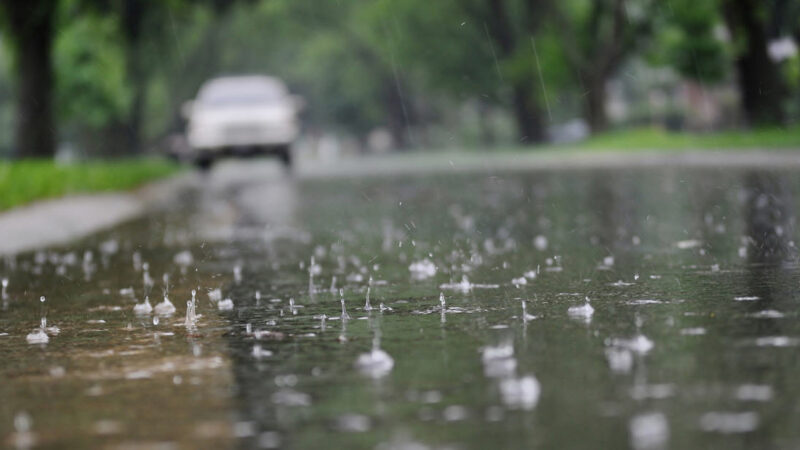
[629,412,669,450]
[747,310,785,319]
[699,412,759,433]
[499,375,541,410]
[271,389,311,407]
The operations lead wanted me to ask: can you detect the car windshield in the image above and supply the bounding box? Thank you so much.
[198,79,286,106]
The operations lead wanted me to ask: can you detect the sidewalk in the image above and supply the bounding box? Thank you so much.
[0,173,196,255]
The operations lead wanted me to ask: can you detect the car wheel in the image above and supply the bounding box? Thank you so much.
[277,146,292,169]
[195,156,214,171]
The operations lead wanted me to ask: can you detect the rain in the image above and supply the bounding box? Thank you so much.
[2,0,800,448]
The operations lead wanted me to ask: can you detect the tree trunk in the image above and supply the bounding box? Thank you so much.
[121,0,145,155]
[723,0,786,125]
[6,0,57,158]
[511,84,545,143]
[484,0,547,144]
[583,75,608,133]
[382,75,413,150]
[477,99,496,146]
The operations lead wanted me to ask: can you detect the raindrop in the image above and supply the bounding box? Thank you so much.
[26,297,50,344]
[142,262,153,294]
[409,259,437,279]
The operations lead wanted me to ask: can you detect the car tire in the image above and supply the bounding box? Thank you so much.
[277,146,292,169]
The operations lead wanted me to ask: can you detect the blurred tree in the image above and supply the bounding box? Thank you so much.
[553,0,654,132]
[53,10,131,154]
[722,0,787,125]
[383,0,551,144]
[656,0,728,83]
[482,0,548,143]
[1,0,58,158]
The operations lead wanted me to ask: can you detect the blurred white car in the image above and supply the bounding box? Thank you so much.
[183,75,301,169]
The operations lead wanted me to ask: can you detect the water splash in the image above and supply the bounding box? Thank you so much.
[610,335,654,354]
[364,277,373,311]
[218,298,234,311]
[308,256,321,275]
[340,298,351,321]
[409,258,437,279]
[355,332,394,378]
[154,295,175,315]
[26,296,50,344]
[440,275,499,292]
[252,344,273,358]
[173,251,193,274]
[521,300,537,321]
[133,295,153,315]
[568,296,594,322]
[185,289,198,327]
[154,274,176,315]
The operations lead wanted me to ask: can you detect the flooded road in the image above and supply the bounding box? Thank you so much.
[3,159,800,449]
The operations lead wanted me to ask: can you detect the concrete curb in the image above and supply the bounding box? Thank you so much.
[0,172,196,256]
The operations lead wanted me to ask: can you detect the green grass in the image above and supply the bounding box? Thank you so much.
[0,159,180,211]
[571,125,800,151]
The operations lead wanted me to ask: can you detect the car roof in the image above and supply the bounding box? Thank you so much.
[198,75,288,101]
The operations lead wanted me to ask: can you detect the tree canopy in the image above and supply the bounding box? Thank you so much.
[1,0,799,157]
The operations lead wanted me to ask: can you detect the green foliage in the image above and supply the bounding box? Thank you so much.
[574,125,800,150]
[54,13,131,129]
[1,0,799,153]
[657,0,728,83]
[0,158,179,211]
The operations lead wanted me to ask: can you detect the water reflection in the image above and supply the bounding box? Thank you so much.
[6,166,800,448]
